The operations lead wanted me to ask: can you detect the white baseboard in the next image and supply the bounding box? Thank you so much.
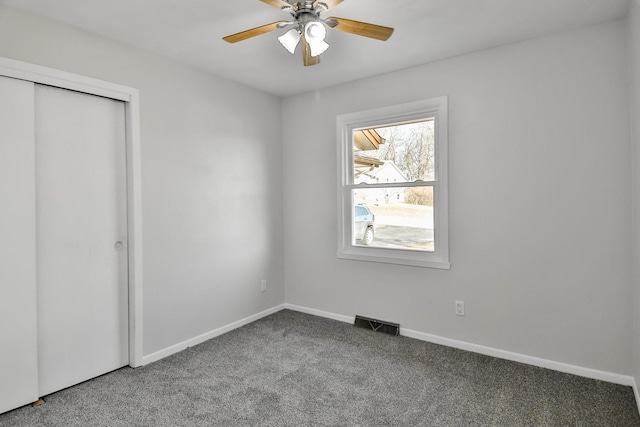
[140,302,637,391]
[284,303,635,387]
[141,304,286,365]
[400,328,634,386]
[284,303,354,324]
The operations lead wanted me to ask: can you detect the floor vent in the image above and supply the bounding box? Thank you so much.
[354,315,400,336]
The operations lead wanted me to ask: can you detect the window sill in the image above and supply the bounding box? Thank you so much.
[337,249,451,270]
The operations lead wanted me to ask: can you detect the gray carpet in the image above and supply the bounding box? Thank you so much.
[1,309,639,426]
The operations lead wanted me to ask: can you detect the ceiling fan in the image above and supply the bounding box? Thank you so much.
[223,0,394,66]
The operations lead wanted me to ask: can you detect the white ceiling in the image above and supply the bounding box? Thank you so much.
[0,0,630,97]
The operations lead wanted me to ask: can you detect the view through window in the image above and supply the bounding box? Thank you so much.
[352,120,435,251]
[337,97,449,269]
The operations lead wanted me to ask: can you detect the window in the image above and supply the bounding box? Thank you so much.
[337,97,449,269]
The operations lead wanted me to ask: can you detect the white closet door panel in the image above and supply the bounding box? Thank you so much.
[0,77,39,413]
[35,85,128,396]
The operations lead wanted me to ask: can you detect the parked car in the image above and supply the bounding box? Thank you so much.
[354,205,375,245]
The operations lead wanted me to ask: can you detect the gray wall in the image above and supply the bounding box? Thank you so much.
[630,0,640,385]
[0,7,285,356]
[282,20,633,375]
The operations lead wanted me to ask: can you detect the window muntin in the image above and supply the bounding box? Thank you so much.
[337,97,449,269]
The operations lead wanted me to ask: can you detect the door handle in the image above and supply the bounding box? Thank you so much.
[114,241,123,250]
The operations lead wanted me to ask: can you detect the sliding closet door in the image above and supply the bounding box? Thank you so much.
[35,85,129,396]
[0,77,39,413]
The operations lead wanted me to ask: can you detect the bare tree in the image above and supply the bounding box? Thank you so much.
[362,120,435,183]
[379,126,399,163]
[408,121,435,181]
[384,121,434,181]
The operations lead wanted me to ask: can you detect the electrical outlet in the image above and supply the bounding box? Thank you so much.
[455,301,465,316]
[261,279,267,292]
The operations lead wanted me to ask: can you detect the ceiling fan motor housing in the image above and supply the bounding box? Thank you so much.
[289,1,325,24]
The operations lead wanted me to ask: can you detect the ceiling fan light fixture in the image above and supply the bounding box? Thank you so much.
[223,0,394,67]
[278,28,302,54]
[304,21,329,57]
[305,21,325,39]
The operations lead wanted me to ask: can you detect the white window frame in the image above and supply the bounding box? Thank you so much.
[336,97,450,269]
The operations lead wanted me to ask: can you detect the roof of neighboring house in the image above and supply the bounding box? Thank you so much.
[354,155,384,169]
[355,160,407,183]
[354,128,385,151]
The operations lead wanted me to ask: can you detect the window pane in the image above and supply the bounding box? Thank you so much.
[353,120,435,183]
[353,187,434,252]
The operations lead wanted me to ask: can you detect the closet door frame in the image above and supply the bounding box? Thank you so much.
[0,56,144,368]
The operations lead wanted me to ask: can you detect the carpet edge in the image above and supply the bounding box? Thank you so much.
[141,304,286,365]
[284,303,636,387]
